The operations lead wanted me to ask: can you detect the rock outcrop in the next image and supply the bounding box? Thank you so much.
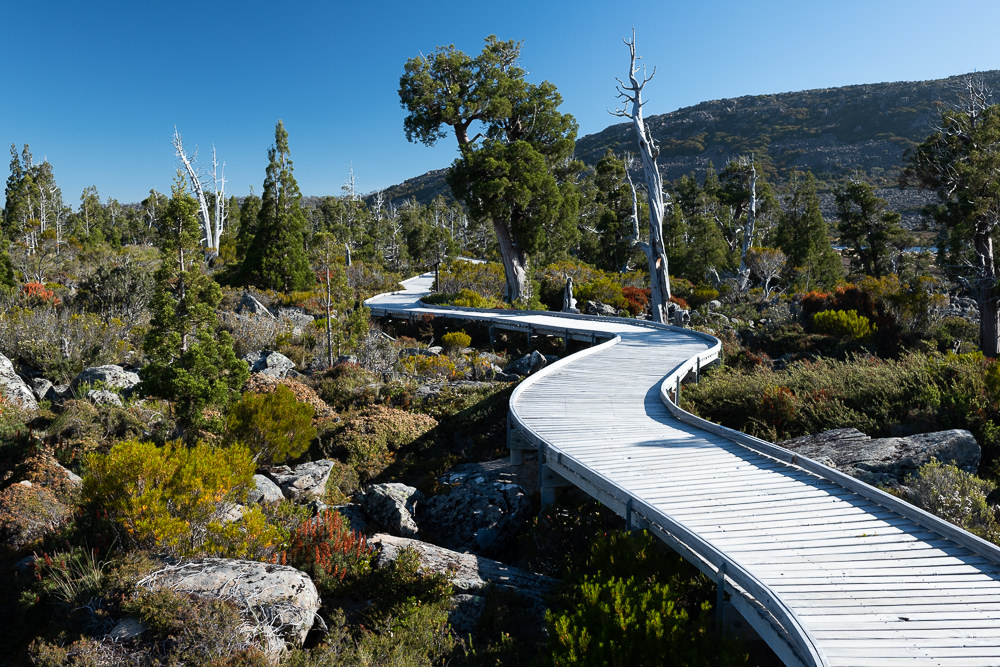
[359,483,422,539]
[370,533,553,635]
[781,427,981,487]
[0,354,38,411]
[268,460,335,501]
[140,558,320,654]
[418,461,532,557]
[71,364,140,392]
[244,349,296,379]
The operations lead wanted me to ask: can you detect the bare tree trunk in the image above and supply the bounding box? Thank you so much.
[494,219,531,303]
[976,230,1000,356]
[616,30,671,323]
[737,158,758,292]
[325,265,334,368]
[174,129,226,251]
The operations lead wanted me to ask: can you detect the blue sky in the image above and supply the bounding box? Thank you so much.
[3,0,999,205]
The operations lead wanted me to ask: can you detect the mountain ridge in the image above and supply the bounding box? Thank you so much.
[377,70,1000,210]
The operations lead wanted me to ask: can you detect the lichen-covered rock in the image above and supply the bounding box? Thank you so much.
[359,483,422,538]
[86,388,123,407]
[140,558,320,651]
[0,354,37,411]
[72,364,140,392]
[248,474,285,504]
[244,349,296,379]
[268,460,335,501]
[237,292,275,318]
[419,462,532,557]
[781,427,981,488]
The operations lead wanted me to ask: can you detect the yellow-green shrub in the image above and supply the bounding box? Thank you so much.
[82,439,279,556]
[223,385,316,465]
[812,309,875,340]
[398,354,458,379]
[440,330,472,352]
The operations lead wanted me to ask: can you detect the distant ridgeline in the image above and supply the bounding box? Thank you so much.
[379,70,1000,210]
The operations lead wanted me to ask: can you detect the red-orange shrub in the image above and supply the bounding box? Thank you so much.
[274,509,372,591]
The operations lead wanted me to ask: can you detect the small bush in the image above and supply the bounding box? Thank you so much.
[323,406,437,482]
[314,362,380,412]
[811,309,875,340]
[440,330,471,352]
[224,385,317,465]
[903,460,1000,543]
[82,439,271,556]
[546,531,747,666]
[274,509,373,594]
[398,354,457,379]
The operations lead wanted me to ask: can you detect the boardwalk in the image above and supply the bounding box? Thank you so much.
[367,272,1000,666]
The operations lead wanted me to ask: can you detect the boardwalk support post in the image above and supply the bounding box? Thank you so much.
[625,497,634,531]
[696,357,701,384]
[716,562,727,632]
[675,375,682,406]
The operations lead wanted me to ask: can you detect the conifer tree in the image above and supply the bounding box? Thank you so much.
[241,121,312,292]
[140,175,248,427]
[774,172,843,290]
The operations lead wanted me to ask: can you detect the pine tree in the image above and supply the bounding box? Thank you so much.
[140,175,249,427]
[774,171,843,290]
[241,121,312,292]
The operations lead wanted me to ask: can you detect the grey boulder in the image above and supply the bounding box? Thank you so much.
[72,364,140,392]
[140,558,320,653]
[244,349,296,379]
[781,427,981,488]
[0,354,38,411]
[359,483,422,539]
[268,460,335,501]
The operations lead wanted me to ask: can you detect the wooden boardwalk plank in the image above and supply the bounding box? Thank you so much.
[368,272,1000,666]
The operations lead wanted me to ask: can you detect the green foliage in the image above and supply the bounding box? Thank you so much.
[240,120,313,293]
[323,405,437,482]
[684,351,1000,461]
[275,509,373,594]
[773,171,844,290]
[440,330,471,352]
[903,460,1000,542]
[81,439,283,557]
[224,385,316,465]
[400,36,579,302]
[0,307,136,383]
[834,180,911,278]
[547,531,747,666]
[435,260,506,301]
[811,309,875,340]
[141,181,249,426]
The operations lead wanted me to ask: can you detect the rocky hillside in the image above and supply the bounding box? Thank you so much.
[381,70,1000,209]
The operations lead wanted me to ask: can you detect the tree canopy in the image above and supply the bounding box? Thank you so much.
[400,36,579,303]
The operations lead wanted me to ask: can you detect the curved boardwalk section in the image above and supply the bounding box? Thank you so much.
[368,272,1000,666]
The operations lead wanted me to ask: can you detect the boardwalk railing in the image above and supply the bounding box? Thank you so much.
[368,272,1000,666]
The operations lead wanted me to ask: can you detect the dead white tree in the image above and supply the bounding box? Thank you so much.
[614,30,671,324]
[737,156,759,291]
[172,128,226,251]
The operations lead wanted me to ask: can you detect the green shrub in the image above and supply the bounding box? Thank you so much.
[398,353,457,379]
[323,406,437,482]
[224,385,316,465]
[811,309,875,340]
[903,460,1000,543]
[684,351,1000,458]
[313,362,380,412]
[689,285,720,309]
[574,275,627,311]
[82,439,281,556]
[440,330,472,352]
[0,307,137,382]
[547,531,747,666]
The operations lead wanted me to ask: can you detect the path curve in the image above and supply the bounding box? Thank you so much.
[367,272,1000,666]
